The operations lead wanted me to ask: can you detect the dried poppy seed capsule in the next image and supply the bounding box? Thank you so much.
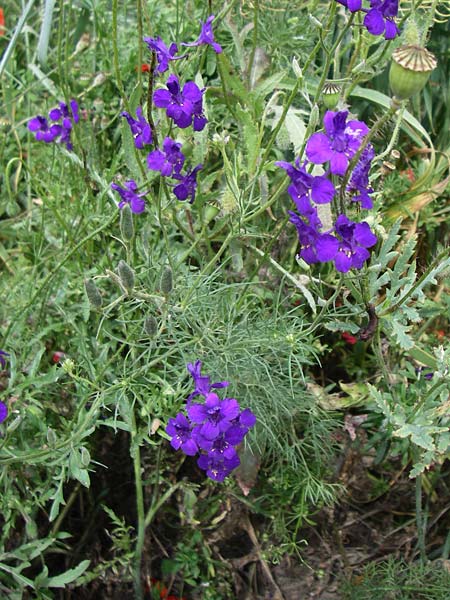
[120,203,134,242]
[322,81,341,110]
[389,45,437,100]
[143,315,158,337]
[84,278,102,308]
[160,266,173,295]
[118,260,135,292]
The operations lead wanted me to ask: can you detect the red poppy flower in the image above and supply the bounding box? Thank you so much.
[0,8,5,35]
[342,332,358,345]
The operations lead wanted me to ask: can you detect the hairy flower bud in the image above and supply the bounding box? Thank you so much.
[120,203,134,242]
[160,266,173,295]
[118,260,135,292]
[389,45,437,100]
[84,278,102,308]
[144,315,158,337]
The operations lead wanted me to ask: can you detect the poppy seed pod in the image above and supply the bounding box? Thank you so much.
[389,45,437,100]
[322,82,341,110]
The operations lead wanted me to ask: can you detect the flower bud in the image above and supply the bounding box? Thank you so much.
[322,82,341,110]
[84,278,102,308]
[308,104,320,132]
[143,315,158,337]
[160,266,173,295]
[389,45,437,100]
[118,260,135,292]
[120,203,134,242]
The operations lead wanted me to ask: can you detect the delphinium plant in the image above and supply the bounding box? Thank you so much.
[0,0,449,598]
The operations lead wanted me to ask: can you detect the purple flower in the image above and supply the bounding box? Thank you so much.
[306,111,369,176]
[181,15,222,54]
[333,214,377,272]
[28,99,79,150]
[166,413,199,455]
[143,36,186,72]
[289,211,339,265]
[111,179,146,213]
[147,137,185,176]
[347,145,375,209]
[364,0,399,39]
[153,74,207,131]
[230,408,257,438]
[0,350,9,369]
[188,392,240,440]
[186,360,229,404]
[121,107,153,149]
[0,401,7,423]
[276,159,336,223]
[197,453,240,482]
[172,164,203,203]
[336,0,362,10]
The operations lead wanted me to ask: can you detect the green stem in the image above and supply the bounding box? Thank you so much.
[112,0,130,112]
[246,0,259,87]
[131,407,145,600]
[415,470,427,562]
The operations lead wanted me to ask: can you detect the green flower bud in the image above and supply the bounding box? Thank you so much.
[84,278,102,308]
[204,204,220,224]
[322,82,341,110]
[160,266,173,295]
[389,45,437,100]
[120,204,134,242]
[118,260,135,293]
[80,447,91,467]
[308,104,320,132]
[143,315,158,337]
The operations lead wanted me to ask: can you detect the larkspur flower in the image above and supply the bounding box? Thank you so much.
[147,137,185,176]
[111,179,147,214]
[172,164,203,203]
[166,413,199,455]
[289,211,339,265]
[153,74,207,131]
[347,144,375,209]
[276,159,335,227]
[0,350,9,369]
[197,453,240,482]
[188,392,240,440]
[333,214,377,272]
[306,110,369,176]
[336,0,362,11]
[186,360,229,404]
[0,401,7,423]
[121,106,153,149]
[364,0,399,40]
[28,99,79,150]
[143,36,186,72]
[181,15,222,54]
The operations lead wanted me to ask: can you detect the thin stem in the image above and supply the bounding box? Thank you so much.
[112,0,130,112]
[246,0,259,87]
[415,471,427,562]
[131,406,145,600]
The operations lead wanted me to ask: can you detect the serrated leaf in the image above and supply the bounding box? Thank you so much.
[390,319,414,350]
[393,424,436,451]
[235,105,259,176]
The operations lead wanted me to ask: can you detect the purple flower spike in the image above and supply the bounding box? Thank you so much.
[144,36,186,73]
[364,0,399,39]
[28,99,79,150]
[306,111,369,176]
[188,393,240,440]
[153,74,207,131]
[121,107,153,149]
[166,413,198,455]
[333,214,377,272]
[0,401,7,423]
[111,179,147,214]
[147,137,185,176]
[0,350,9,370]
[348,145,375,209]
[172,164,203,204]
[181,15,222,54]
[186,360,229,404]
[197,453,240,482]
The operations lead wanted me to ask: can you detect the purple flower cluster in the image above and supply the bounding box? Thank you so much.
[28,99,80,150]
[337,0,399,39]
[166,361,256,482]
[279,110,377,273]
[0,351,9,423]
[113,17,220,213]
